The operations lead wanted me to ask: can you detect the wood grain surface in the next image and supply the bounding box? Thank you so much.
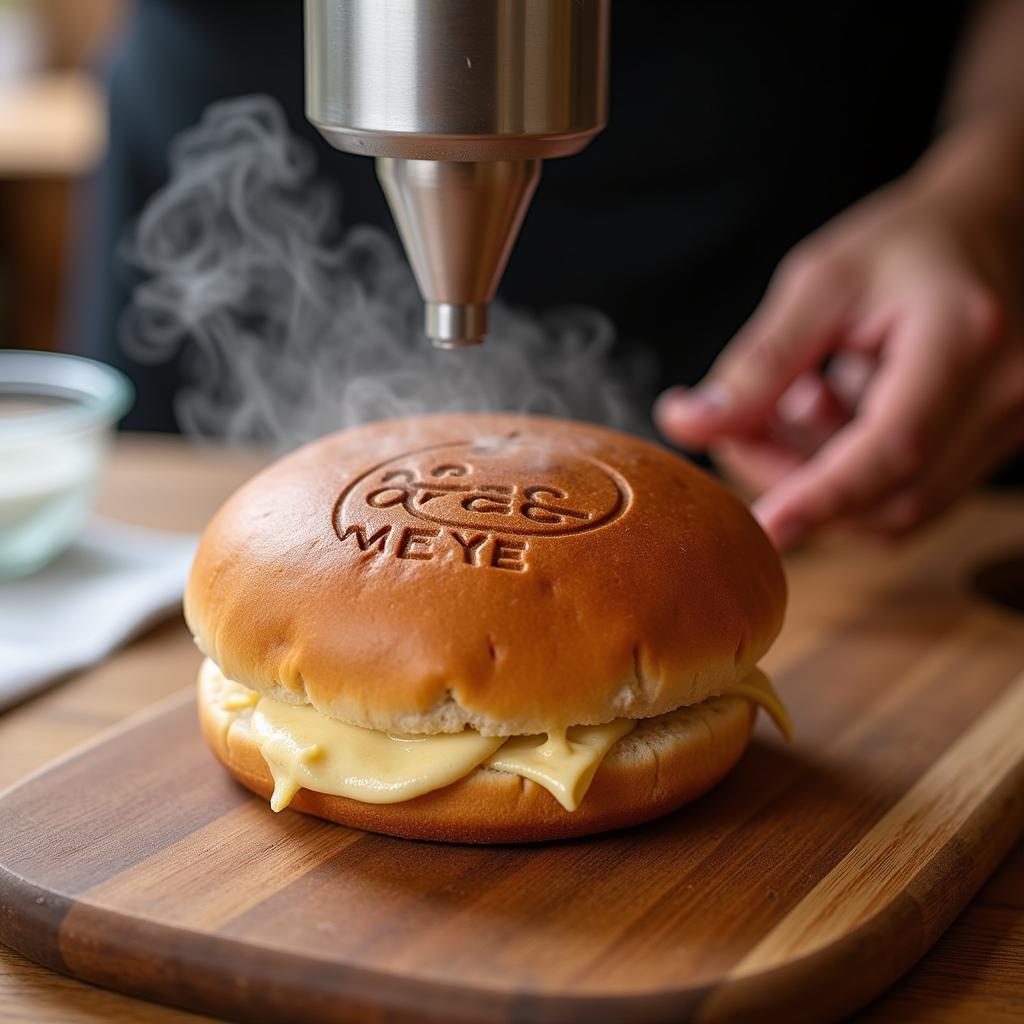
[1,437,1023,1023]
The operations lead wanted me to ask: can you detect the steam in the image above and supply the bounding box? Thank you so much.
[121,95,653,449]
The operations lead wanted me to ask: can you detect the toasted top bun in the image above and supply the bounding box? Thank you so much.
[185,413,785,736]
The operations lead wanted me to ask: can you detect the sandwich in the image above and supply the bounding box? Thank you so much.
[187,413,789,843]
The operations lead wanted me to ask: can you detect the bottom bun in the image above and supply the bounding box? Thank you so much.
[198,683,756,844]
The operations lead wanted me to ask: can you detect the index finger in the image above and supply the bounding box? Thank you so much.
[752,294,984,546]
[658,250,856,447]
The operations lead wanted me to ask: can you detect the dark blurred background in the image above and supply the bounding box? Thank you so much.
[2,0,975,436]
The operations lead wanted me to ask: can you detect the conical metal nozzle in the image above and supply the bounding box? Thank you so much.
[376,158,541,347]
[306,0,608,346]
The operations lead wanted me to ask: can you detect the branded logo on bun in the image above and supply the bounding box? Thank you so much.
[333,435,631,572]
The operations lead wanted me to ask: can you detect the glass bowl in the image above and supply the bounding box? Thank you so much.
[0,350,133,580]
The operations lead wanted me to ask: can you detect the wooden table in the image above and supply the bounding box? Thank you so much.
[0,435,1022,1023]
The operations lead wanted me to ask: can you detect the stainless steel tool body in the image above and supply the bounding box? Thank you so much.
[305,0,609,346]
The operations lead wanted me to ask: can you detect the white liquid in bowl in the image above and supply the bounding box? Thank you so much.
[0,396,107,579]
[0,438,97,527]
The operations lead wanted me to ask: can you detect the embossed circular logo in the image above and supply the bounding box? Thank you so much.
[335,436,630,542]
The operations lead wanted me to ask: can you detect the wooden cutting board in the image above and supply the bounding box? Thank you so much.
[2,541,1024,1024]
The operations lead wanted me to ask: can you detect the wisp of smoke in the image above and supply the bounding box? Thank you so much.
[121,95,653,450]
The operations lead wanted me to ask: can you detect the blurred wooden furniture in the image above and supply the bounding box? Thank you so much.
[0,435,1021,1022]
[0,0,125,351]
[0,73,104,350]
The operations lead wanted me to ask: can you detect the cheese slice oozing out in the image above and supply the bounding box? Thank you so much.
[484,720,636,812]
[726,667,793,741]
[250,697,504,811]
[200,660,790,814]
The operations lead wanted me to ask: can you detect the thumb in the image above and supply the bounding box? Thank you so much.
[657,252,857,448]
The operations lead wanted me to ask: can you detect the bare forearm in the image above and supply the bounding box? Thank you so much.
[915,0,1024,224]
[943,0,1024,125]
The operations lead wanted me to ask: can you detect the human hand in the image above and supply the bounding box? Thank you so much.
[656,121,1024,550]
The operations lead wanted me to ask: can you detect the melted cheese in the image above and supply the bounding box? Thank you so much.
[201,658,256,711]
[221,689,260,711]
[250,697,503,810]
[725,668,793,741]
[199,660,791,815]
[484,719,636,811]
